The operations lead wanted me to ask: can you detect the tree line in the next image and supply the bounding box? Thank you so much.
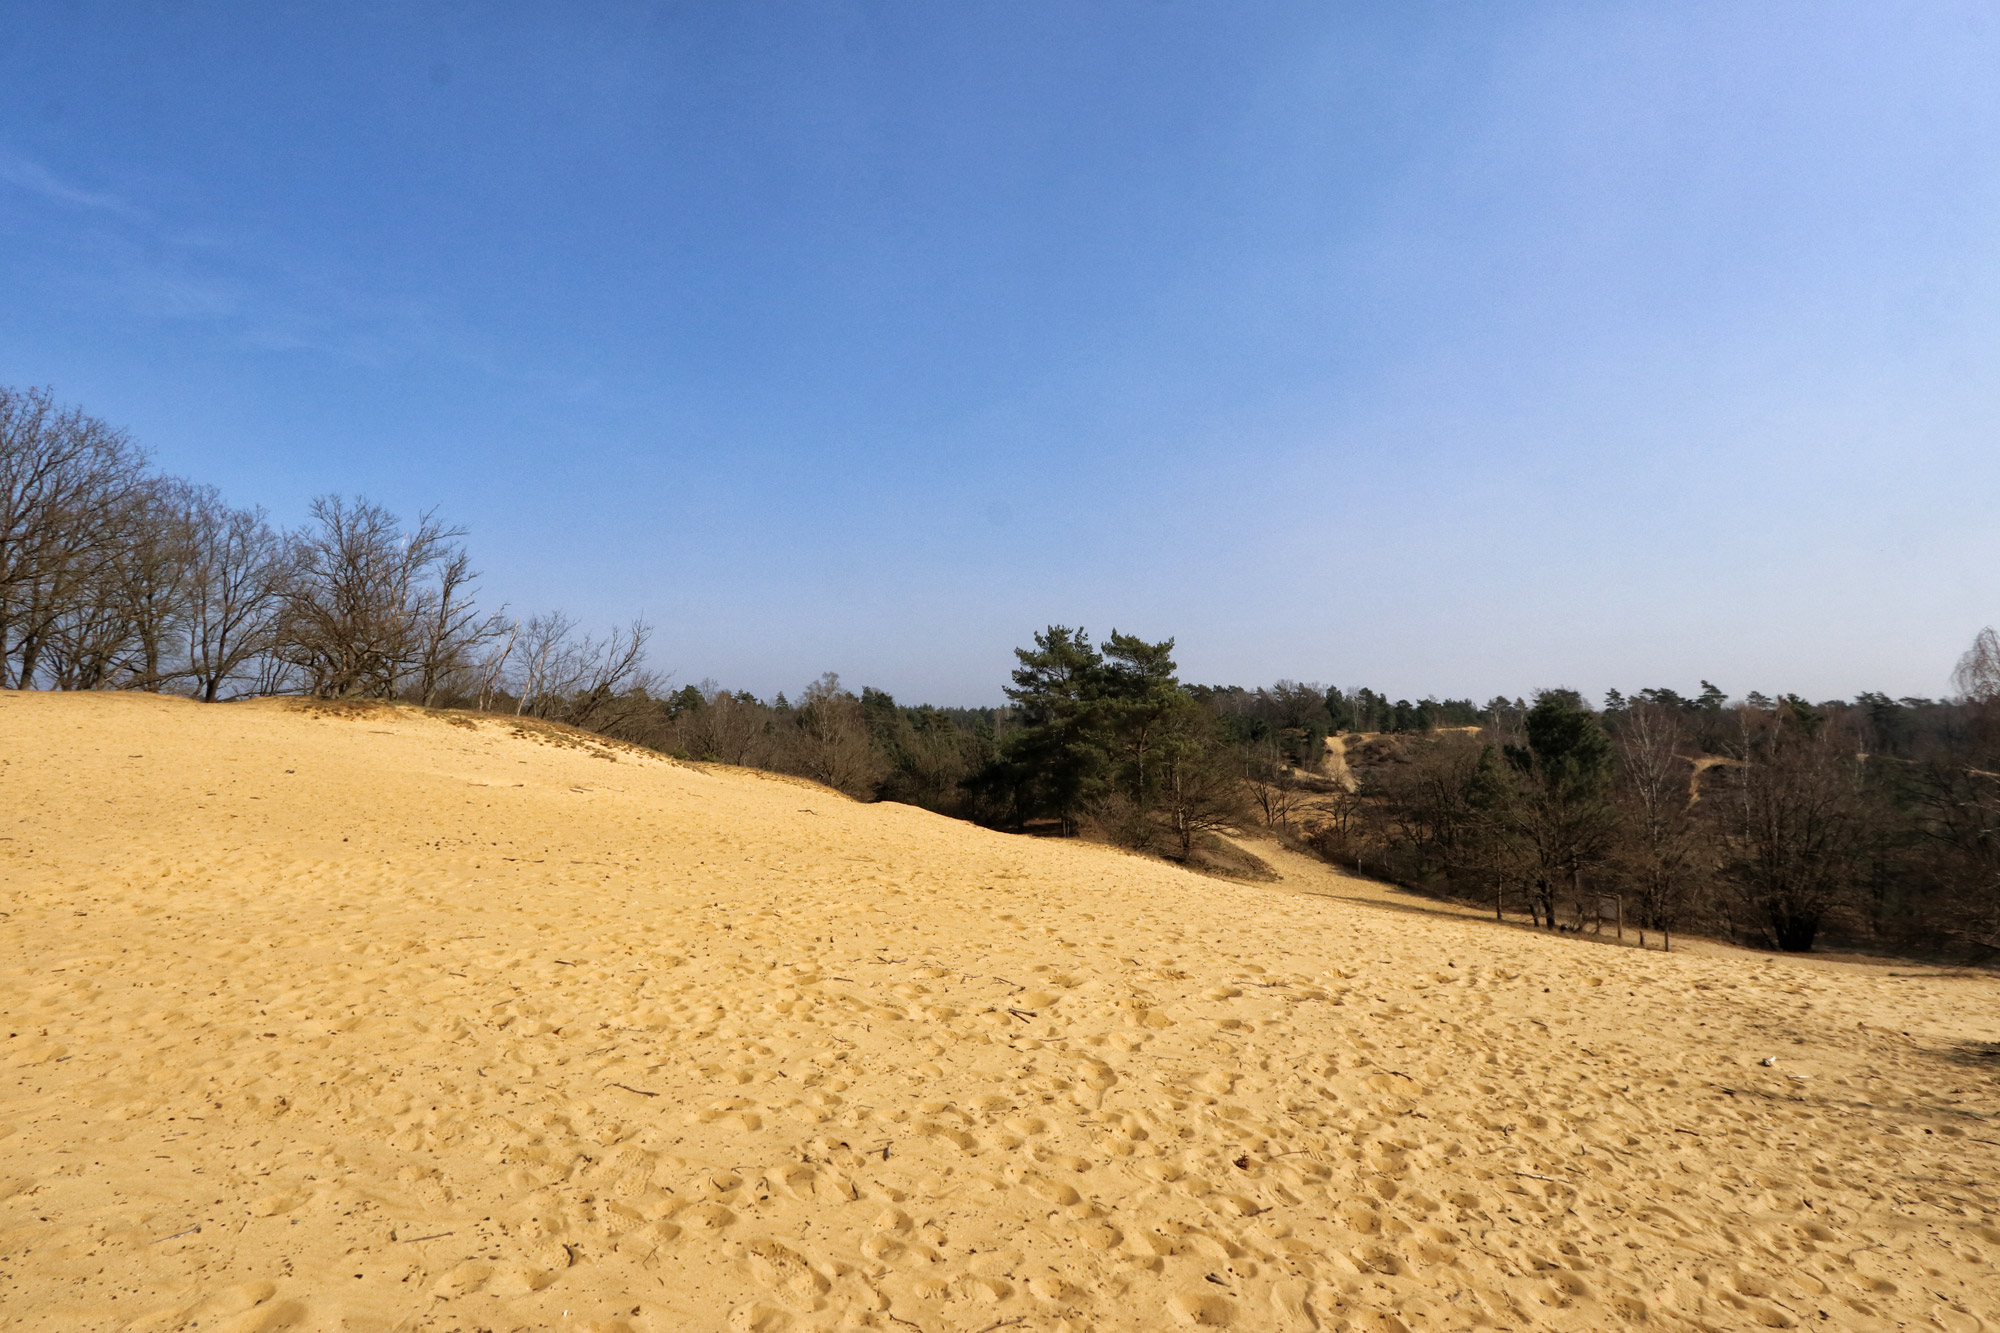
[8,385,1997,960]
[1306,672,2000,961]
[0,385,650,712]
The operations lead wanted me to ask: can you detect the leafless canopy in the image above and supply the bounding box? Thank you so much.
[508,611,655,729]
[272,495,492,699]
[0,386,149,688]
[181,486,283,701]
[1955,627,2000,705]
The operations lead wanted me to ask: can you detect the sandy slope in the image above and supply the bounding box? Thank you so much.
[3,692,1998,1333]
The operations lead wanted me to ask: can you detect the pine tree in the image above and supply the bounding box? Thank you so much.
[1503,690,1618,928]
[1099,630,1181,810]
[993,625,1108,834]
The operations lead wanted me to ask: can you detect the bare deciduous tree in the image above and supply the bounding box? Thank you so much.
[1156,702,1243,860]
[511,613,654,729]
[473,617,521,712]
[558,619,653,732]
[412,548,503,707]
[272,495,466,698]
[182,487,282,701]
[1611,700,1703,949]
[794,672,885,798]
[1241,736,1310,830]
[512,611,577,715]
[52,476,202,692]
[1955,627,2000,705]
[1718,701,1865,952]
[672,686,771,766]
[0,386,149,688]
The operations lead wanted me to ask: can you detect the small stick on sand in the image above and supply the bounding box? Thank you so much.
[401,1231,454,1243]
[153,1225,202,1244]
[1512,1171,1564,1183]
[609,1083,661,1097]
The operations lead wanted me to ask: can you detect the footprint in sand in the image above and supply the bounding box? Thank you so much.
[8,694,2000,1333]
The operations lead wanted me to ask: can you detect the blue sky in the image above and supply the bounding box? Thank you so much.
[3,3,1996,705]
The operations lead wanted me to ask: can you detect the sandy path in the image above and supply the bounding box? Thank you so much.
[2,691,1997,1333]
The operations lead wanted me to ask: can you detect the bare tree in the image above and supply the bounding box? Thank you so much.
[0,386,149,688]
[182,487,282,701]
[512,611,578,715]
[511,613,653,728]
[1955,627,2000,705]
[561,619,653,731]
[1301,786,1367,866]
[93,477,198,691]
[675,686,771,766]
[1156,701,1243,859]
[272,495,466,698]
[1241,736,1310,830]
[1717,701,1865,952]
[411,547,502,707]
[1611,700,1703,949]
[473,617,520,712]
[1906,758,2000,957]
[794,672,885,798]
[27,468,204,692]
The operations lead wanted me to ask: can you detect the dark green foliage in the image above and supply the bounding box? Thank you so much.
[1200,679,1332,773]
[1098,631,1184,811]
[965,627,1248,856]
[986,625,1112,833]
[1509,691,1614,800]
[862,686,984,813]
[1311,687,1482,734]
[1494,690,1619,929]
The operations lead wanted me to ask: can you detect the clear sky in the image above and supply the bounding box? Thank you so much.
[4,3,1996,705]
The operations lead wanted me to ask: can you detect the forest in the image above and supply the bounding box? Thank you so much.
[6,384,1997,962]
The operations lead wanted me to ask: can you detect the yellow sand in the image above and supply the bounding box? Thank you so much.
[3,691,1997,1333]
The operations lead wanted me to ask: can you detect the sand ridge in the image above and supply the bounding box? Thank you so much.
[2,690,1997,1332]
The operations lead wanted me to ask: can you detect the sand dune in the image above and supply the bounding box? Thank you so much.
[3,691,1997,1333]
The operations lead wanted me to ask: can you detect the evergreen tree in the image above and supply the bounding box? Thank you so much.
[1325,688,1356,732]
[1503,690,1618,928]
[990,625,1108,833]
[1099,630,1181,810]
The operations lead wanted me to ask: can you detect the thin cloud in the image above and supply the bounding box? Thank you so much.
[0,149,138,216]
[2,153,514,381]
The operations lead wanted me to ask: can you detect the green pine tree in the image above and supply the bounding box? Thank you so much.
[990,625,1109,834]
[1503,690,1618,928]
